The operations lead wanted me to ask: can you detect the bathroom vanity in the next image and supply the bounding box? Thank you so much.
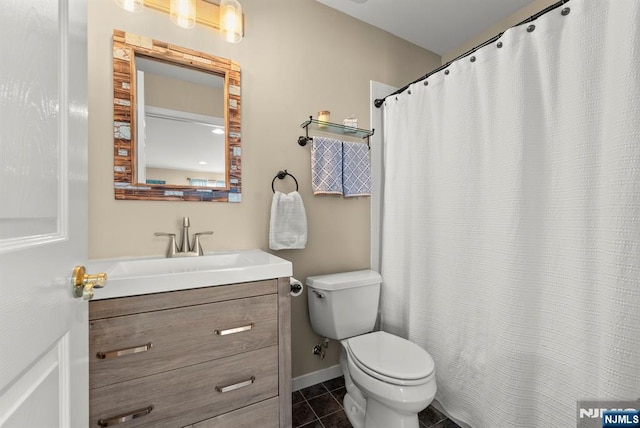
[86,251,292,427]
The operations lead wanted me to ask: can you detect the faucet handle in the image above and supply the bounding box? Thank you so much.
[155,232,176,238]
[191,231,214,255]
[155,232,177,257]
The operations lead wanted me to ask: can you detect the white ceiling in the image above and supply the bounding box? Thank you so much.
[142,105,225,179]
[144,113,225,174]
[314,0,539,56]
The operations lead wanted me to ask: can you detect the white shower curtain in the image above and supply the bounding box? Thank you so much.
[379,1,640,426]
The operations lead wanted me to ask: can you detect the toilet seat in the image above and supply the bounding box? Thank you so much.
[346,331,435,386]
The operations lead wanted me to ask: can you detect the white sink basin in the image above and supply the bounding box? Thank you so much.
[87,250,293,300]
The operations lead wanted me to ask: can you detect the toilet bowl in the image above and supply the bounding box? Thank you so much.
[342,331,436,428]
[306,270,438,428]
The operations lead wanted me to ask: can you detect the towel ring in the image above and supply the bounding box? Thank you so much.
[272,170,299,193]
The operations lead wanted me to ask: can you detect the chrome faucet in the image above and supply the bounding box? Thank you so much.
[155,217,213,258]
[180,216,191,253]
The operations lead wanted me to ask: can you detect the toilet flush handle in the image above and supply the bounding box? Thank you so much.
[312,290,325,299]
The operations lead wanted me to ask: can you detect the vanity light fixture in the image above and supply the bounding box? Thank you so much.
[115,0,244,42]
[220,0,243,43]
[170,0,196,29]
[114,0,144,13]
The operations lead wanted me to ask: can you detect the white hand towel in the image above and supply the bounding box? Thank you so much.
[342,141,371,197]
[311,137,343,195]
[269,191,308,250]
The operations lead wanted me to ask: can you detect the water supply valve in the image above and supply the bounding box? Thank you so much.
[312,338,330,360]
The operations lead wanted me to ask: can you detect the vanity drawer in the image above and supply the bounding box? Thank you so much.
[90,346,278,428]
[90,294,277,389]
[189,397,279,428]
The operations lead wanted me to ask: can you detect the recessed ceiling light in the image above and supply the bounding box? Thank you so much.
[198,161,208,165]
[211,128,224,135]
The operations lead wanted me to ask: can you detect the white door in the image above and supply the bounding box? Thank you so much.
[0,0,89,427]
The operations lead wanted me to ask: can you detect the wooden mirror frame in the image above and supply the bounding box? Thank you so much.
[112,29,241,202]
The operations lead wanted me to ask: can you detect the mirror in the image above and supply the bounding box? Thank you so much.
[136,57,226,187]
[112,30,242,202]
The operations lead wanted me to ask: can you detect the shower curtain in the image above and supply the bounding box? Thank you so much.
[379,1,640,426]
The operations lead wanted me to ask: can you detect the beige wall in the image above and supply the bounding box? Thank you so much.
[442,0,558,64]
[88,0,439,378]
[144,73,225,117]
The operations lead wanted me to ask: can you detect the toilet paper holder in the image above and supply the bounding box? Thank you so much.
[289,277,304,297]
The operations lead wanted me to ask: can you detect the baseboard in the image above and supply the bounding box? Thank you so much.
[292,364,343,392]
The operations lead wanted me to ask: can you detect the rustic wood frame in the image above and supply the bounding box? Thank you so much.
[112,29,242,202]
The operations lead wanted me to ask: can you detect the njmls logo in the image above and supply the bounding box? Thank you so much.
[580,409,639,419]
[602,411,640,427]
[577,400,640,428]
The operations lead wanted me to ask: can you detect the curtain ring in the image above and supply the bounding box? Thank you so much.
[527,24,536,32]
[561,7,570,16]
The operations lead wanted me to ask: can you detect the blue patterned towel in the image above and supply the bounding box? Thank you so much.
[342,141,371,197]
[311,137,343,195]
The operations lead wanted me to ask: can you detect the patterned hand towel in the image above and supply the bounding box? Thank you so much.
[311,137,343,195]
[342,141,371,197]
[269,191,308,250]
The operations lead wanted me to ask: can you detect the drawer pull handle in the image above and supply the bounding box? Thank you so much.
[214,323,254,336]
[96,343,153,359]
[97,405,153,427]
[215,376,256,393]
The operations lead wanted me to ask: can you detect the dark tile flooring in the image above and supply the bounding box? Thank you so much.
[292,376,461,428]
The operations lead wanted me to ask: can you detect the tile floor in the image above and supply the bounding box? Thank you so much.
[292,376,461,428]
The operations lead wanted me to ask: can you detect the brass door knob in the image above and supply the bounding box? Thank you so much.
[72,266,107,300]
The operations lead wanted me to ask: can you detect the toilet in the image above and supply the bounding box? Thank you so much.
[306,270,436,428]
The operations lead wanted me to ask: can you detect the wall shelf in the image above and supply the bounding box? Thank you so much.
[298,116,375,147]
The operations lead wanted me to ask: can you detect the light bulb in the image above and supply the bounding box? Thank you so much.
[220,0,243,43]
[114,0,143,13]
[170,0,196,29]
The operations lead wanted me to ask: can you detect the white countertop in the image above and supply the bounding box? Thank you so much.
[87,249,293,300]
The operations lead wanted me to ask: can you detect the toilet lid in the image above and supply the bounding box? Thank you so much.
[347,331,434,383]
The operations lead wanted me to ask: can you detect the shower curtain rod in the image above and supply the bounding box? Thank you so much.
[373,0,570,108]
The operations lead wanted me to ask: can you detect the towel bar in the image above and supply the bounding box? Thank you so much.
[272,170,299,193]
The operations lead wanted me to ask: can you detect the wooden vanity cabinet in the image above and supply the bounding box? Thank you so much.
[88,278,292,428]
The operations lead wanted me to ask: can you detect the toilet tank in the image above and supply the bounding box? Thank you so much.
[306,270,382,340]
